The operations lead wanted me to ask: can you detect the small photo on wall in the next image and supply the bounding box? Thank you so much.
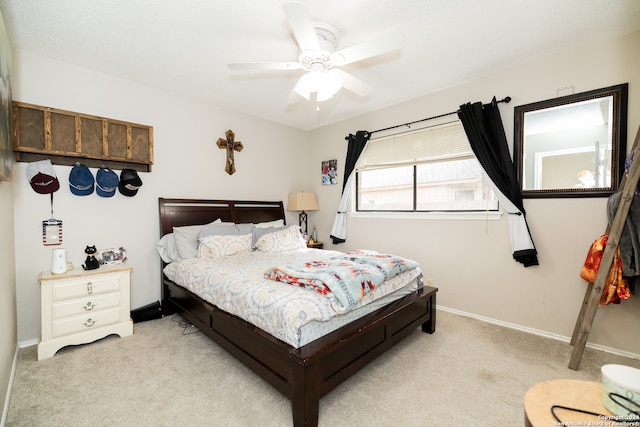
[322,159,337,185]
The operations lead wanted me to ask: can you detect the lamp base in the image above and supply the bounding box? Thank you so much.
[299,211,308,235]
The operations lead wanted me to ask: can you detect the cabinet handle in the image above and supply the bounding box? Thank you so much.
[83,318,96,328]
[87,282,93,294]
[83,302,95,311]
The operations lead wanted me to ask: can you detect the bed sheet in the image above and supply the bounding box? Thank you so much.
[163,248,422,347]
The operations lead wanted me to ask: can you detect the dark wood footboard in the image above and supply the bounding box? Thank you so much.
[163,276,437,427]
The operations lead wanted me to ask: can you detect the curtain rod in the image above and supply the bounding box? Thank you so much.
[346,96,511,140]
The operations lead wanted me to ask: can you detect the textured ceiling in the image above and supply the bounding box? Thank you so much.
[1,0,639,130]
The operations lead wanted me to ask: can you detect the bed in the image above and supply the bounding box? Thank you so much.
[158,198,438,426]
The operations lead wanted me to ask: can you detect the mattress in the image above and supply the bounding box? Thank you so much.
[163,248,422,348]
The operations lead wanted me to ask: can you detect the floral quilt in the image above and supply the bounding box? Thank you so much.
[264,250,419,312]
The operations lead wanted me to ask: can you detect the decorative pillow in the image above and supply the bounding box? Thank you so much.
[255,219,285,229]
[197,234,252,258]
[251,225,284,247]
[155,233,181,263]
[254,225,307,253]
[173,219,222,260]
[198,222,255,240]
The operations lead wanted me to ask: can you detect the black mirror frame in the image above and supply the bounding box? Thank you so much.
[514,83,628,198]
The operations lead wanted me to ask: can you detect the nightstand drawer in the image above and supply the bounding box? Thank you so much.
[52,292,122,319]
[52,306,122,337]
[52,275,122,301]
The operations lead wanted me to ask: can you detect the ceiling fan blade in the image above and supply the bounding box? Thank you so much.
[282,1,320,51]
[286,88,303,105]
[228,62,302,71]
[331,32,406,66]
[331,69,372,97]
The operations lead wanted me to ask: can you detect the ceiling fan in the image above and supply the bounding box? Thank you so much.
[227,0,406,103]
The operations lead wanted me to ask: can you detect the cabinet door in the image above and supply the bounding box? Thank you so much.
[13,101,153,172]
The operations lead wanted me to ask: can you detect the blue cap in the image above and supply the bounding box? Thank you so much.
[96,167,119,197]
[69,163,94,196]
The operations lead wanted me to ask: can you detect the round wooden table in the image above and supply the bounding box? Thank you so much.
[524,379,613,426]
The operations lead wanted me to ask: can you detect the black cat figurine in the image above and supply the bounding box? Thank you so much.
[82,245,100,270]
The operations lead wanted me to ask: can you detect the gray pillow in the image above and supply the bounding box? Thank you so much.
[251,226,285,247]
[198,222,255,240]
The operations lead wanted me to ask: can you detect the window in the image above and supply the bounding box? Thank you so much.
[356,121,498,212]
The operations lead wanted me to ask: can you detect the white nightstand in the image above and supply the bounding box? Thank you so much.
[37,264,134,360]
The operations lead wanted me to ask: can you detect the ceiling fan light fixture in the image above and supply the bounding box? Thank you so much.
[294,68,343,102]
[227,2,405,105]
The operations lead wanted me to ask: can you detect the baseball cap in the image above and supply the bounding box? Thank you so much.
[118,168,143,197]
[96,167,119,197]
[69,163,95,196]
[26,160,60,194]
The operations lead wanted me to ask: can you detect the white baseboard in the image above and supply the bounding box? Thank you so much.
[437,306,640,361]
[18,339,37,349]
[0,345,19,427]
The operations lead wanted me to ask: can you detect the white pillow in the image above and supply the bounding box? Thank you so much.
[254,225,306,252]
[173,219,221,260]
[197,234,252,258]
[156,233,181,263]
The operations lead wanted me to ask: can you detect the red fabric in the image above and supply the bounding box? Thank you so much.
[580,234,630,306]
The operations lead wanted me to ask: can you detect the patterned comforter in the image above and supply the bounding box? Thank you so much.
[264,250,419,312]
[163,248,422,347]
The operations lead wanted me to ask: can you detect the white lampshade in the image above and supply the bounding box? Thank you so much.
[287,192,319,212]
[294,69,343,102]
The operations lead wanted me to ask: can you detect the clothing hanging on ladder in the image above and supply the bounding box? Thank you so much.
[580,234,630,305]
[607,191,640,296]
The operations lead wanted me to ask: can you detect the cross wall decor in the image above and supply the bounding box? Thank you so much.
[216,129,244,175]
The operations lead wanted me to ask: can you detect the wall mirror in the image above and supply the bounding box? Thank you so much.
[514,83,628,198]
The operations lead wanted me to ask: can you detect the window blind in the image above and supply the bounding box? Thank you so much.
[356,121,473,170]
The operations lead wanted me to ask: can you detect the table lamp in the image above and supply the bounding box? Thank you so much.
[287,191,319,235]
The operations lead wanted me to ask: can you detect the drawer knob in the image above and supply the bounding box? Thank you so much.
[87,282,93,294]
[83,318,96,328]
[83,302,95,311]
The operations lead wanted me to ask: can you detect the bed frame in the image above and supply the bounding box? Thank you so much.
[158,198,438,426]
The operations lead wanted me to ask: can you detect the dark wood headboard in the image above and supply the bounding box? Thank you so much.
[158,198,286,237]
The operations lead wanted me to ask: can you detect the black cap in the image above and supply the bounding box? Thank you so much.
[118,168,143,197]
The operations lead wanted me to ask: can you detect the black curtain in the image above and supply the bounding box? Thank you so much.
[330,130,371,244]
[458,98,539,267]
[341,131,371,193]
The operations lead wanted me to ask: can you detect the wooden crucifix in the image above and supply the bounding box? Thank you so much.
[216,129,244,175]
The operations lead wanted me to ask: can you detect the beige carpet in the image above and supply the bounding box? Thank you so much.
[6,310,640,427]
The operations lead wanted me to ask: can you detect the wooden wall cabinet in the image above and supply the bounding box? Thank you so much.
[12,101,153,172]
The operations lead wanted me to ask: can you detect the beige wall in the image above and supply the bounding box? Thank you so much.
[308,30,640,356]
[0,173,16,423]
[11,50,310,343]
[0,6,16,420]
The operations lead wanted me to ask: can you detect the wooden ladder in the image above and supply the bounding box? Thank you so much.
[569,125,640,370]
